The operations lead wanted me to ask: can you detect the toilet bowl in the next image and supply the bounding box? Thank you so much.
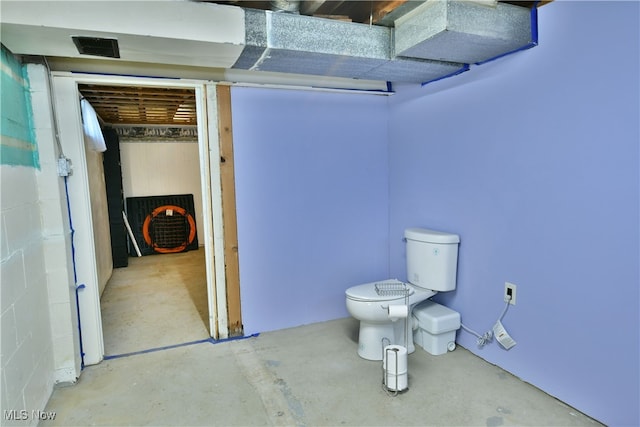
[346,279,435,360]
[345,227,460,361]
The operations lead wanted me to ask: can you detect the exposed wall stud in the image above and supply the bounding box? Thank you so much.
[217,84,243,337]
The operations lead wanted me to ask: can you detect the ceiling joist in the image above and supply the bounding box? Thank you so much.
[79,84,197,126]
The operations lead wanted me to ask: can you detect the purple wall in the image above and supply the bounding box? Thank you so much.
[387,2,638,426]
[231,87,390,335]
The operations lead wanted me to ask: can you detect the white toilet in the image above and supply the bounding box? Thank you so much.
[345,227,460,360]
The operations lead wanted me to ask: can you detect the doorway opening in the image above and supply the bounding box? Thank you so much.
[52,74,242,365]
[78,83,210,356]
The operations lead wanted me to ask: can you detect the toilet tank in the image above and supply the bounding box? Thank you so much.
[404,228,460,292]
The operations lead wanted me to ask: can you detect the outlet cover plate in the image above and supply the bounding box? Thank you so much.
[505,282,517,305]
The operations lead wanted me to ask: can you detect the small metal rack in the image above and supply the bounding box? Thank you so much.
[381,339,406,396]
[375,281,410,297]
[378,281,411,396]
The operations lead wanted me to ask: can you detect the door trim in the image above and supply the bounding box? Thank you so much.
[51,72,229,364]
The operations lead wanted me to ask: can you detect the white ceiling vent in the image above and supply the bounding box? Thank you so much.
[72,36,120,59]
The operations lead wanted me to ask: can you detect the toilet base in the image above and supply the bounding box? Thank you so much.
[357,320,416,361]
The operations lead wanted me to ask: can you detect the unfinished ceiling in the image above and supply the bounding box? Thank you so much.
[5,1,549,126]
[1,0,549,83]
[78,85,197,126]
[207,1,548,26]
[209,0,426,26]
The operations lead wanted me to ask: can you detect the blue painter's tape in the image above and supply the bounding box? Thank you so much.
[69,70,180,80]
[103,333,261,361]
[420,2,539,87]
[104,338,214,360]
[314,85,394,95]
[474,2,539,66]
[473,42,538,66]
[531,1,540,45]
[421,64,470,87]
[209,333,261,345]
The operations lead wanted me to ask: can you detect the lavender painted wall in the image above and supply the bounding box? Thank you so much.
[387,2,639,426]
[231,87,389,335]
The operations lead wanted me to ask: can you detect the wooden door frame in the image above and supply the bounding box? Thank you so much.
[215,84,242,336]
[51,74,243,367]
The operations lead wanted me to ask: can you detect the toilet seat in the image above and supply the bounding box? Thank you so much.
[345,279,414,302]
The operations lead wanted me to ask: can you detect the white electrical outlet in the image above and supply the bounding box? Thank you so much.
[504,282,517,305]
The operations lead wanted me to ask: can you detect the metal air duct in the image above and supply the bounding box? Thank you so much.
[232,9,465,83]
[233,1,536,84]
[394,0,535,64]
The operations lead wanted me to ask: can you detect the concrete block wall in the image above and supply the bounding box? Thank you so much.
[0,167,55,426]
[1,53,56,426]
[25,63,82,382]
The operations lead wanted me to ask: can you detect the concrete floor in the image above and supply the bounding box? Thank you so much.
[100,250,209,356]
[44,251,602,426]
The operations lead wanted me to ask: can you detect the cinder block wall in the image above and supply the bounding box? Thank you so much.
[1,47,56,426]
[26,62,82,383]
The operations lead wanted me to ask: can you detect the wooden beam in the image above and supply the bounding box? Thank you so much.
[371,0,407,24]
[216,84,243,337]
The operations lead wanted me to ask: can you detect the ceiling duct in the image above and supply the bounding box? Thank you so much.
[232,9,466,83]
[0,0,537,87]
[394,0,535,65]
[232,1,535,84]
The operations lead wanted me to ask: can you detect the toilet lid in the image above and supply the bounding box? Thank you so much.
[345,280,414,302]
